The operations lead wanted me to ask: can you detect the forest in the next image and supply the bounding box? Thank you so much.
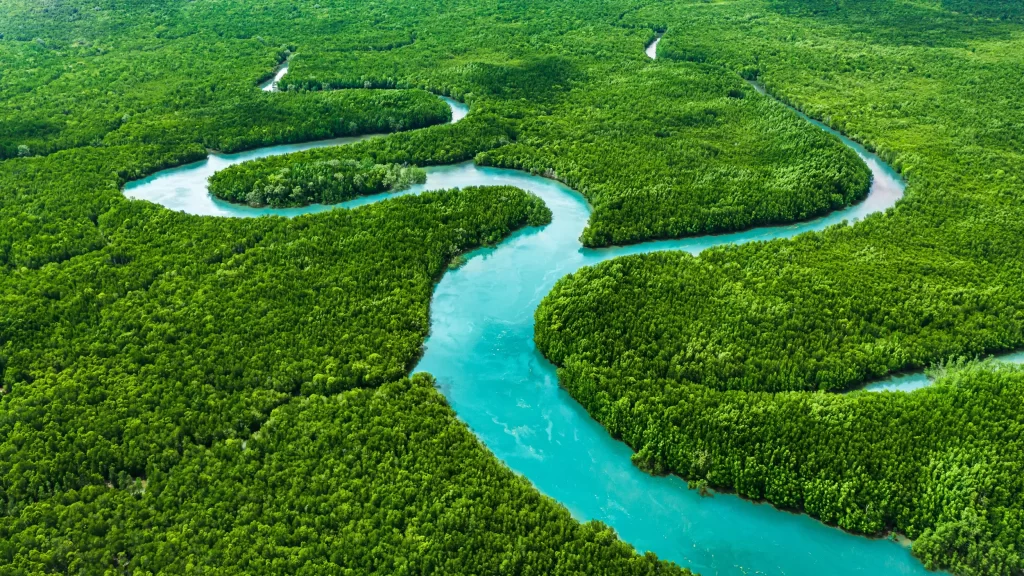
[540,343,1024,576]
[2,0,1023,572]
[0,0,698,570]
[215,55,870,230]
[211,158,426,207]
[208,113,517,206]
[535,0,1024,574]
[0,142,690,574]
[0,0,872,230]
[206,51,871,231]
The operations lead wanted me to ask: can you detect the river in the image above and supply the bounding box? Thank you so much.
[123,53,982,575]
[646,35,662,59]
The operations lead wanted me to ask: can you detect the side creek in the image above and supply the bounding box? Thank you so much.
[123,48,1019,574]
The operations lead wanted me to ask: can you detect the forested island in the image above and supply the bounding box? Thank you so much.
[2,0,1022,574]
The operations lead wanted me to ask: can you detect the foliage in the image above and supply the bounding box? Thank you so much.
[0,163,690,573]
[477,64,869,246]
[6,0,1024,573]
[0,0,867,243]
[543,343,1024,575]
[212,158,426,207]
[208,113,516,206]
[0,0,701,570]
[0,374,687,575]
[0,36,451,160]
[537,3,1024,574]
[266,51,870,238]
[1,176,551,505]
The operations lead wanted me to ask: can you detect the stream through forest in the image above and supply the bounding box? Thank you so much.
[122,46,1016,575]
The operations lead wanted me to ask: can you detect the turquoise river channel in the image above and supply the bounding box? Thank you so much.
[123,63,1021,574]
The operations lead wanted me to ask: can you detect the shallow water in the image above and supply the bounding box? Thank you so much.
[646,35,662,59]
[125,62,954,575]
[862,350,1024,392]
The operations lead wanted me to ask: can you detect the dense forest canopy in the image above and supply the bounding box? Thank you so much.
[206,113,518,206]
[2,0,1022,573]
[535,0,1024,574]
[0,0,869,245]
[0,0,694,569]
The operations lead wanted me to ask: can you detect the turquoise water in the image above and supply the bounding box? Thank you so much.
[123,96,469,215]
[126,76,956,574]
[862,350,1024,392]
[123,133,380,216]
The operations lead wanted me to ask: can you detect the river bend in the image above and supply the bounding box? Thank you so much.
[122,53,991,575]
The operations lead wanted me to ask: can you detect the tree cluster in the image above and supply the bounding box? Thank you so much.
[208,114,516,208]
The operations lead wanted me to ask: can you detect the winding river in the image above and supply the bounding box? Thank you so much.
[122,49,1011,575]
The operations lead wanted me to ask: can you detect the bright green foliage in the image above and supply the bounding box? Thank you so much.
[211,157,426,207]
[537,1,1024,574]
[0,166,691,573]
[0,0,705,570]
[5,0,1022,572]
[1,179,551,504]
[250,53,870,238]
[0,37,451,160]
[478,65,870,246]
[0,90,684,569]
[0,374,687,575]
[539,243,1023,395]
